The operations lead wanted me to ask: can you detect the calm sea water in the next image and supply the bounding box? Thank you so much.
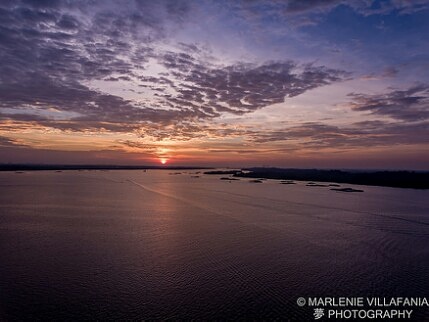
[0,170,428,320]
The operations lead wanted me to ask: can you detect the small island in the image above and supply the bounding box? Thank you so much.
[205,170,241,175]
[234,168,429,189]
[331,187,364,193]
[306,182,329,187]
[280,180,296,185]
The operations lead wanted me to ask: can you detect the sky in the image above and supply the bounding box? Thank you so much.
[0,0,428,169]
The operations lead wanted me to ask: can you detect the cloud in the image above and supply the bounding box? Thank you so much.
[0,135,28,147]
[361,66,399,80]
[244,121,429,153]
[0,0,349,134]
[347,85,429,121]
[234,0,429,29]
[156,57,349,115]
[350,0,429,16]
[284,0,342,14]
[130,118,429,150]
[0,0,426,164]
[208,149,262,154]
[278,0,429,16]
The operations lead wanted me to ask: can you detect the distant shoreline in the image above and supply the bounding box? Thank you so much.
[0,164,211,171]
[205,168,429,190]
[235,168,429,190]
[2,165,428,189]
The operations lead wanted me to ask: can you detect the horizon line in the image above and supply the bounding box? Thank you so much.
[1,164,428,173]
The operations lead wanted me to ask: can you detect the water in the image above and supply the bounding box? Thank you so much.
[0,170,428,320]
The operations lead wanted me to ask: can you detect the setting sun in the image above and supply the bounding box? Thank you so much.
[0,1,428,321]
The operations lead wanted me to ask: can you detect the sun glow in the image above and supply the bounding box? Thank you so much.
[160,158,167,165]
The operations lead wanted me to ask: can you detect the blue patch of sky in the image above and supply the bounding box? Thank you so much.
[299,4,429,79]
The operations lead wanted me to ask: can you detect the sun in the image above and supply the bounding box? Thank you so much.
[160,158,168,165]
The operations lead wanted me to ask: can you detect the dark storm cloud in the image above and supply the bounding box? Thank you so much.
[348,85,429,121]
